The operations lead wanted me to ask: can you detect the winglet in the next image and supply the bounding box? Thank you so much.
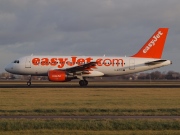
[131,28,168,59]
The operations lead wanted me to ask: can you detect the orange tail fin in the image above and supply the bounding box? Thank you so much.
[132,28,168,59]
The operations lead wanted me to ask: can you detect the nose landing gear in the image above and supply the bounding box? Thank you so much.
[27,75,32,86]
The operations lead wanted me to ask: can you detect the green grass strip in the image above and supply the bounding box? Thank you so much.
[1,108,180,116]
[1,130,180,135]
[0,119,180,131]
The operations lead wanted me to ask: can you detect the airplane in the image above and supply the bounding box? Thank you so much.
[5,28,172,86]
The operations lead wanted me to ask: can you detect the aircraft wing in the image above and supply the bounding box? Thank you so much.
[55,62,97,73]
[145,60,167,65]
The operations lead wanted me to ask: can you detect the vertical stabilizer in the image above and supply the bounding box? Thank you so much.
[132,28,168,59]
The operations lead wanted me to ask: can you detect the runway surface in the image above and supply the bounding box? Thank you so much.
[1,115,180,119]
[0,81,180,88]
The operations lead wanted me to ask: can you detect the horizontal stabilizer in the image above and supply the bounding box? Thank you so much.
[145,60,167,65]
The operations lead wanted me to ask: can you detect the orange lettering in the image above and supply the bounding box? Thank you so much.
[104,59,111,66]
[57,58,67,68]
[50,58,57,66]
[32,57,124,68]
[86,57,93,63]
[41,58,49,66]
[66,56,77,66]
[71,56,77,64]
[112,59,124,67]
[77,58,85,65]
[32,58,40,65]
[96,59,103,66]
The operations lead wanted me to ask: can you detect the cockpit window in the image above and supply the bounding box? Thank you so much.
[13,60,20,64]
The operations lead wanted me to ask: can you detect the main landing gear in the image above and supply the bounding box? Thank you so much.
[26,75,88,87]
[79,80,88,86]
[27,75,32,86]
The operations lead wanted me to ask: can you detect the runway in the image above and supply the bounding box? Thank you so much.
[1,115,180,119]
[0,81,180,88]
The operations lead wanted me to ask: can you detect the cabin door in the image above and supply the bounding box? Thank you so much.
[25,57,31,68]
[129,59,135,70]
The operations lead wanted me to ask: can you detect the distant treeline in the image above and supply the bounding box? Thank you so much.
[119,71,180,80]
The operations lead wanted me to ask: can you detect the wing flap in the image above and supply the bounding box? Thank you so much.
[66,62,97,73]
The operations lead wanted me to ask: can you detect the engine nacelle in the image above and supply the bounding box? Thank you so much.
[48,70,72,82]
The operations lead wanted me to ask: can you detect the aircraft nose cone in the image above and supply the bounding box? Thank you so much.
[5,64,12,73]
[5,66,9,72]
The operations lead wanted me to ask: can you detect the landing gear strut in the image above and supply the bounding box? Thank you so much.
[79,80,88,86]
[27,75,32,86]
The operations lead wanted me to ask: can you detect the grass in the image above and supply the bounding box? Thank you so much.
[0,87,180,116]
[0,119,180,135]
[0,119,180,130]
[1,130,180,135]
[1,83,180,134]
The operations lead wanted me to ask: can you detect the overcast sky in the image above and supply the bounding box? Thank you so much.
[0,0,180,73]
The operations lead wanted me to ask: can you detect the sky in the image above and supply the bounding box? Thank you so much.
[0,0,180,73]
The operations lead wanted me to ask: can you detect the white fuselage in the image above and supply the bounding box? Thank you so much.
[5,55,172,77]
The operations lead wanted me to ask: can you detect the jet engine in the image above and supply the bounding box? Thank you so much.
[48,70,73,82]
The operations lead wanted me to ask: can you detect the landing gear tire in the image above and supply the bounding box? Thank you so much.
[84,80,88,85]
[79,80,88,86]
[27,81,31,86]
